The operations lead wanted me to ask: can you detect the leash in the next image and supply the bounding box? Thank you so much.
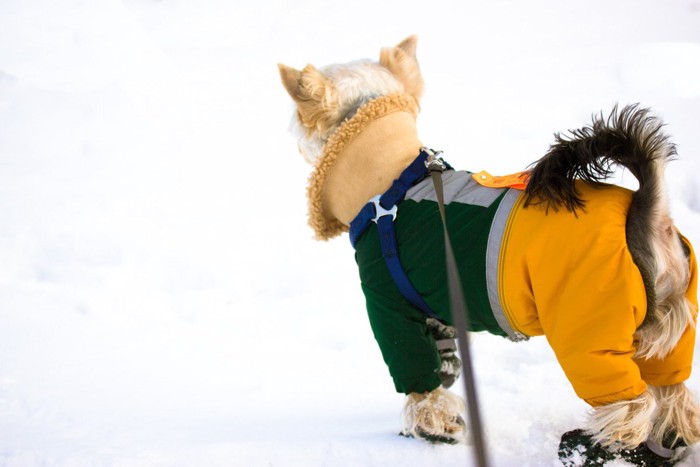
[426,149,490,467]
[349,148,490,466]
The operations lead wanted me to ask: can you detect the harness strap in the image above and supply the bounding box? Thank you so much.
[349,148,450,320]
[376,214,439,319]
[350,149,448,247]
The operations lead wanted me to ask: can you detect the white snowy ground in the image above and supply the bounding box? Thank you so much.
[1,0,700,466]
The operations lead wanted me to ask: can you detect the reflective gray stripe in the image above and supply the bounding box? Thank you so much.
[406,171,527,341]
[486,189,529,342]
[405,171,505,206]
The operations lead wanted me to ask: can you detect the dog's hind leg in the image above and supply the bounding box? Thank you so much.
[635,231,695,360]
[584,390,657,449]
[577,380,700,458]
[649,383,700,450]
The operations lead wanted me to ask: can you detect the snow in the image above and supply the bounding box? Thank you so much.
[1,0,699,465]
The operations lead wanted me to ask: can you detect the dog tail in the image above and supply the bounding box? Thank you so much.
[524,104,674,213]
[525,104,694,359]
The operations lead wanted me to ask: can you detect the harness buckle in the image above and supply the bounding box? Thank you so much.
[422,147,446,171]
[369,195,397,223]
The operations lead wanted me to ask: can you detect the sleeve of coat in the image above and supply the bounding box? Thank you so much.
[634,234,698,387]
[361,283,443,394]
[512,187,650,407]
[535,238,649,407]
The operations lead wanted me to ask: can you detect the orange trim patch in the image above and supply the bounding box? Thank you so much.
[472,171,529,190]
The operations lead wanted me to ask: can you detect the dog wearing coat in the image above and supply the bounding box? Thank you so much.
[278,36,700,464]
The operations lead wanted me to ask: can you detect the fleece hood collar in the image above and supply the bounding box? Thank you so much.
[306,93,418,240]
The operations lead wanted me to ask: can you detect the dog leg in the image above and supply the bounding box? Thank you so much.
[649,383,700,449]
[584,390,656,449]
[426,318,461,388]
[560,387,699,465]
[401,386,466,444]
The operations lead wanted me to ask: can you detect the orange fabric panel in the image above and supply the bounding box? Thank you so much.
[500,183,651,406]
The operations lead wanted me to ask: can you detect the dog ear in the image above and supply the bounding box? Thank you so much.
[379,35,424,103]
[278,63,331,102]
[396,35,418,59]
[278,63,303,100]
[278,63,339,134]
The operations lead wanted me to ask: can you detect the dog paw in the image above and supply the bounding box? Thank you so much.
[401,387,467,445]
[400,414,466,444]
[558,429,684,466]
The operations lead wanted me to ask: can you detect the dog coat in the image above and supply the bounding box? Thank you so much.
[353,170,698,406]
[301,93,697,407]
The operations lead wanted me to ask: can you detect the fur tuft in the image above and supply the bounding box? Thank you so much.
[649,384,700,447]
[401,387,467,443]
[585,390,656,449]
[524,104,676,212]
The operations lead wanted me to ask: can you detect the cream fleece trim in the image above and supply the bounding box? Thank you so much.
[307,93,418,240]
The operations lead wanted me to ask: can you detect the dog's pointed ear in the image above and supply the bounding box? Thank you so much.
[278,63,339,133]
[278,63,303,100]
[380,35,424,103]
[278,63,330,103]
[298,64,331,101]
[396,35,418,59]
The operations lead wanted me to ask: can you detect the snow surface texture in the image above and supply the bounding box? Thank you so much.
[1,0,699,466]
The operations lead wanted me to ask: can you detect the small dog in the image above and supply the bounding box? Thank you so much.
[278,36,700,464]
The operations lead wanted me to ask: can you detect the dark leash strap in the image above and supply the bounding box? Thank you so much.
[426,150,490,467]
[349,148,489,466]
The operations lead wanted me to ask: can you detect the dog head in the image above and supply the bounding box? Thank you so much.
[278,35,424,164]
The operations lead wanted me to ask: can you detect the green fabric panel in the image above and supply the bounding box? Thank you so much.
[355,193,508,393]
[360,283,443,394]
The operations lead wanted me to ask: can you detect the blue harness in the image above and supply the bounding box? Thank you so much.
[349,148,452,320]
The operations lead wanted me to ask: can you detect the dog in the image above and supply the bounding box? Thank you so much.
[278,36,700,465]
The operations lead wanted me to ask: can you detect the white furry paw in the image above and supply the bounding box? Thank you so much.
[400,387,467,444]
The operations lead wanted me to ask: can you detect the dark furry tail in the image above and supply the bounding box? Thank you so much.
[524,104,676,213]
[525,105,679,324]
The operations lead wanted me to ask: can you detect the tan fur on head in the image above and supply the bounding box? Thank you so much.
[402,387,467,443]
[278,36,425,165]
[649,384,700,447]
[585,390,656,449]
[278,63,339,135]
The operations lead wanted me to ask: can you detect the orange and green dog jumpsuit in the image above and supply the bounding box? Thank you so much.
[354,169,697,406]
